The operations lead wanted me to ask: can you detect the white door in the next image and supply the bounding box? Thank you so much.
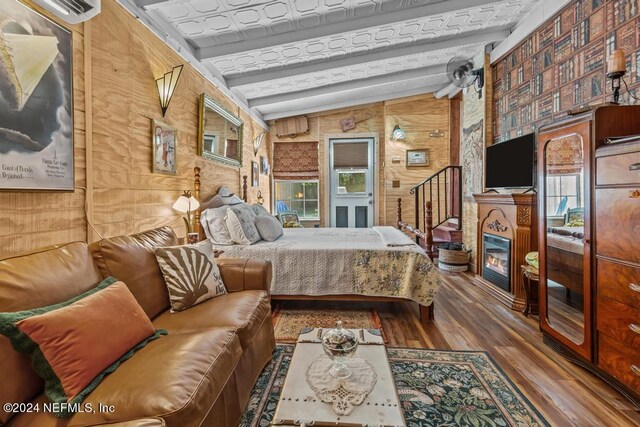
[329,138,375,228]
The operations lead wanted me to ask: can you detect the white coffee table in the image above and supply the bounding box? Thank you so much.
[271,328,406,427]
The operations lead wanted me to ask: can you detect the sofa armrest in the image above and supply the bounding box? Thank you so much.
[216,258,272,294]
[93,418,165,426]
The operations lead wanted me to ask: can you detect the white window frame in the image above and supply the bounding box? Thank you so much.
[274,179,320,220]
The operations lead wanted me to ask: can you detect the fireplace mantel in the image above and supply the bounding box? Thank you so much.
[473,193,538,311]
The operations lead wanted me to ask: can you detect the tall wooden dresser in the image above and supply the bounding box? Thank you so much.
[595,136,640,397]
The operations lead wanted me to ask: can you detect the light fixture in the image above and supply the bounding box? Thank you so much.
[156,65,183,117]
[42,0,70,15]
[256,190,265,205]
[606,49,626,104]
[391,125,406,140]
[172,190,200,233]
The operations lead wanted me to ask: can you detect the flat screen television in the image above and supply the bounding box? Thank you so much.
[485,133,536,189]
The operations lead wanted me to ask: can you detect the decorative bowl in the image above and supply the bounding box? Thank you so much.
[321,321,358,378]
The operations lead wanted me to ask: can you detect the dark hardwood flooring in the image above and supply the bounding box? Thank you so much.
[279,271,640,426]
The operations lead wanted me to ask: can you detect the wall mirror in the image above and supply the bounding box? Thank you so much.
[542,133,587,346]
[198,94,243,167]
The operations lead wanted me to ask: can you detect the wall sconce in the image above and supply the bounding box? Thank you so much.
[256,190,264,205]
[391,125,406,140]
[606,49,626,104]
[156,64,183,116]
[429,129,445,138]
[172,190,200,234]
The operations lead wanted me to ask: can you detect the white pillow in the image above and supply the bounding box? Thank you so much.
[200,206,234,245]
[255,215,284,242]
[225,207,261,245]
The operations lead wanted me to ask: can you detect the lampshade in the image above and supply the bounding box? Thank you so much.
[172,191,200,213]
[607,49,626,74]
[156,65,183,117]
[391,125,406,140]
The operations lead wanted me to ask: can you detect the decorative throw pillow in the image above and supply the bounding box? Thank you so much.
[251,204,271,217]
[200,206,234,245]
[255,215,284,241]
[225,206,261,244]
[0,277,165,418]
[155,240,227,312]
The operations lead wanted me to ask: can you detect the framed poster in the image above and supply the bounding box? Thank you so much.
[260,156,270,175]
[251,161,259,187]
[152,119,177,175]
[406,149,429,167]
[0,0,74,191]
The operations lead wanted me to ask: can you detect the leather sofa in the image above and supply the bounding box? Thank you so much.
[0,226,275,427]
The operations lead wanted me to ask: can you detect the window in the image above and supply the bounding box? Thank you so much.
[274,180,319,219]
[546,174,582,216]
[337,171,366,194]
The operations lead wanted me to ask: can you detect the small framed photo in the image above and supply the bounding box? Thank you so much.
[152,119,177,175]
[260,156,270,175]
[406,149,429,167]
[278,211,300,225]
[251,161,259,187]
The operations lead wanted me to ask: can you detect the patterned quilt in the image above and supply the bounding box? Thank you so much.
[211,227,441,306]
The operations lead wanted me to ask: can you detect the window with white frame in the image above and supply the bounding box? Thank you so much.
[274,180,319,219]
[546,173,582,216]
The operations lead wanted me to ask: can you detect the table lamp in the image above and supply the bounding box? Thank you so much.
[172,190,200,234]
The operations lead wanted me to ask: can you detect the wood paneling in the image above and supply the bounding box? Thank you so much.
[0,1,270,259]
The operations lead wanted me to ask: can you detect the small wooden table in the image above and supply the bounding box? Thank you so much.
[521,265,539,316]
[271,328,405,427]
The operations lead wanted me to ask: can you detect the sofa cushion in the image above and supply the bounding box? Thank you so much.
[6,328,242,427]
[89,227,177,319]
[0,242,102,425]
[153,290,271,350]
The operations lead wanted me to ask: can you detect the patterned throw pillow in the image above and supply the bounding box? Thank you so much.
[200,206,234,245]
[154,241,227,312]
[225,206,261,244]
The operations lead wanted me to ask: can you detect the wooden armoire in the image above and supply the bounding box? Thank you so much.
[537,105,640,403]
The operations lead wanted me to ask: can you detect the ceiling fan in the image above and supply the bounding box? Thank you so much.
[446,56,485,99]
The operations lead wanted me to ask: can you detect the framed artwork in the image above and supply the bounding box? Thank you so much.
[278,211,300,225]
[251,161,259,187]
[152,119,177,175]
[260,156,270,175]
[406,149,430,167]
[0,0,74,191]
[252,132,265,156]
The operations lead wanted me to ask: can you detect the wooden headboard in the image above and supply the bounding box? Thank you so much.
[193,167,248,241]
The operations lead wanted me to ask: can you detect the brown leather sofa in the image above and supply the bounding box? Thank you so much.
[0,226,275,427]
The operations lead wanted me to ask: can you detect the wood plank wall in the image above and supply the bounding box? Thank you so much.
[269,94,450,227]
[0,0,270,259]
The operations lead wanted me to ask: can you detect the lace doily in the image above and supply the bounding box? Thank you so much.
[305,356,377,415]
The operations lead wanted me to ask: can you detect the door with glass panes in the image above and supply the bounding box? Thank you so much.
[329,138,374,228]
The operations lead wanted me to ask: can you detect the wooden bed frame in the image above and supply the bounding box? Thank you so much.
[192,167,435,326]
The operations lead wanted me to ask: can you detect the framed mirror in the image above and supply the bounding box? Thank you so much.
[198,94,243,167]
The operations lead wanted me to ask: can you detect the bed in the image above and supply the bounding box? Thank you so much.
[192,167,441,326]
[546,226,584,296]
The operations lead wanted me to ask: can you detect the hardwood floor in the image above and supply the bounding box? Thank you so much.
[280,271,640,426]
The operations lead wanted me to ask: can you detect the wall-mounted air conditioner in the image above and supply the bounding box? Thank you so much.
[33,0,101,24]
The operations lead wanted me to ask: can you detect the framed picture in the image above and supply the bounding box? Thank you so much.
[251,161,259,187]
[278,211,300,225]
[0,0,74,191]
[260,156,270,175]
[406,149,430,167]
[253,132,265,156]
[152,119,177,175]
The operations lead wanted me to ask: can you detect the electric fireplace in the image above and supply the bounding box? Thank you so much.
[482,233,511,291]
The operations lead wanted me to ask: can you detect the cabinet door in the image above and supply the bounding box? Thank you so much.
[538,122,593,361]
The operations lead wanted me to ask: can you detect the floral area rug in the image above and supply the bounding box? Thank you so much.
[272,304,386,343]
[240,344,549,427]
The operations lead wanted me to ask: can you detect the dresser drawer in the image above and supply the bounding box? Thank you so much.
[597,297,640,347]
[597,259,640,309]
[597,151,640,186]
[598,334,640,393]
[596,188,640,263]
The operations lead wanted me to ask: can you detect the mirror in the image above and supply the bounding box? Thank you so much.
[198,94,243,167]
[544,134,586,345]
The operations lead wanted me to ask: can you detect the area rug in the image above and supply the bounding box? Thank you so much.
[240,344,549,427]
[272,305,385,343]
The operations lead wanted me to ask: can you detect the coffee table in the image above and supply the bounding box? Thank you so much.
[271,328,406,427]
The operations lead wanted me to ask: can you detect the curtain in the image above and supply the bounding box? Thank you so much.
[333,142,369,168]
[273,141,319,180]
[546,135,583,175]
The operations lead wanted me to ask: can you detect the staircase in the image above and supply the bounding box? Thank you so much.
[396,165,463,258]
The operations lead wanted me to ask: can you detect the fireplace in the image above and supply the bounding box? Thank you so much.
[483,233,511,292]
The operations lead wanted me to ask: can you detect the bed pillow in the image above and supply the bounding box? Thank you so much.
[251,204,271,217]
[200,206,234,245]
[0,277,165,418]
[255,215,284,242]
[155,240,227,312]
[225,206,261,245]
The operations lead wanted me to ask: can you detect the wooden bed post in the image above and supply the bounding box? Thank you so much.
[424,200,434,259]
[242,175,248,202]
[194,167,203,241]
[396,198,402,229]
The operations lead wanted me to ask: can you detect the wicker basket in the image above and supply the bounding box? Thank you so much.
[438,246,471,272]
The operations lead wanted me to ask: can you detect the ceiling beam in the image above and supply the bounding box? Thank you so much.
[196,0,503,59]
[261,83,446,120]
[136,0,172,8]
[248,63,448,107]
[226,29,508,88]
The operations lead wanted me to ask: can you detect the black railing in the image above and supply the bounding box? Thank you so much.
[409,165,462,241]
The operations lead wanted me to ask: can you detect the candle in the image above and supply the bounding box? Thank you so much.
[608,49,626,74]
